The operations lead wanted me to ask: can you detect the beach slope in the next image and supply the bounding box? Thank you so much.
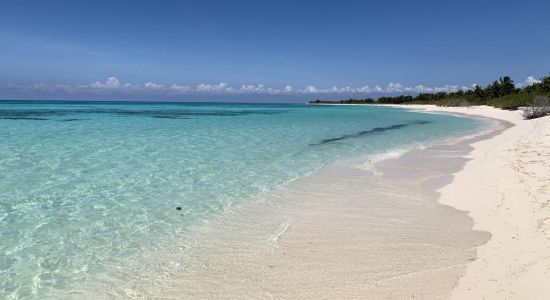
[402,105,550,299]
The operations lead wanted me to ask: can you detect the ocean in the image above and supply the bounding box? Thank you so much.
[0,101,483,299]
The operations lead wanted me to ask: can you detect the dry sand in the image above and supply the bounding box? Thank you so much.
[395,105,550,299]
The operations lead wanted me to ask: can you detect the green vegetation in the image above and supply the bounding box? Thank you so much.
[310,74,550,111]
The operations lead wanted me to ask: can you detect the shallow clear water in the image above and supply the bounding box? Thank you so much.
[0,101,481,299]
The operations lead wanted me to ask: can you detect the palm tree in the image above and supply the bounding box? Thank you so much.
[499,76,515,96]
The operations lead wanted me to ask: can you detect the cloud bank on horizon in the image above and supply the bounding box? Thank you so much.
[3,76,542,100]
[2,1,549,102]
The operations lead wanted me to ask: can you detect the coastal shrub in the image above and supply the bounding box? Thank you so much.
[486,92,534,110]
[522,96,550,119]
[436,98,471,107]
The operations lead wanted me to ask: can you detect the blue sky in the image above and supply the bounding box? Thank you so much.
[1,0,549,102]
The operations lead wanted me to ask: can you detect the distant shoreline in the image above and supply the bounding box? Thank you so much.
[308,74,550,112]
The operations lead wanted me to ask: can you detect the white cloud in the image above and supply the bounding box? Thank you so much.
[297,82,469,95]
[302,85,319,94]
[409,85,432,93]
[518,76,541,88]
[434,85,469,93]
[240,84,273,94]
[90,76,121,89]
[195,82,236,94]
[5,76,479,97]
[356,85,370,93]
[386,82,403,93]
[169,84,192,94]
[144,82,165,90]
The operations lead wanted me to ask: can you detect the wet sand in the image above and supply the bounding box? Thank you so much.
[126,115,510,299]
[399,105,550,300]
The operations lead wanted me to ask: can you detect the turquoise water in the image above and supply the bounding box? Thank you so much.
[0,101,482,299]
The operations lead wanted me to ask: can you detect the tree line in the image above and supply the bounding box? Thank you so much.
[310,74,550,110]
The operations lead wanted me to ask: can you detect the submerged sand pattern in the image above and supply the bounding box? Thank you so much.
[102,119,509,299]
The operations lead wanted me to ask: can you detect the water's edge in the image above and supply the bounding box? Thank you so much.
[0,103,489,299]
[79,111,511,299]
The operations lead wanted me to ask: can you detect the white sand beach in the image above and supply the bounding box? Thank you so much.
[107,105,548,299]
[396,105,550,299]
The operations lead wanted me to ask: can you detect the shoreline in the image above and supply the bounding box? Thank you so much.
[391,105,550,299]
[104,106,517,298]
[76,105,549,299]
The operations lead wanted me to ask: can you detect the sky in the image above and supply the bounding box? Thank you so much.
[1,0,549,102]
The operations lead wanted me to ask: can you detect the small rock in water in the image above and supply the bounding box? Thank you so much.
[176,206,182,211]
